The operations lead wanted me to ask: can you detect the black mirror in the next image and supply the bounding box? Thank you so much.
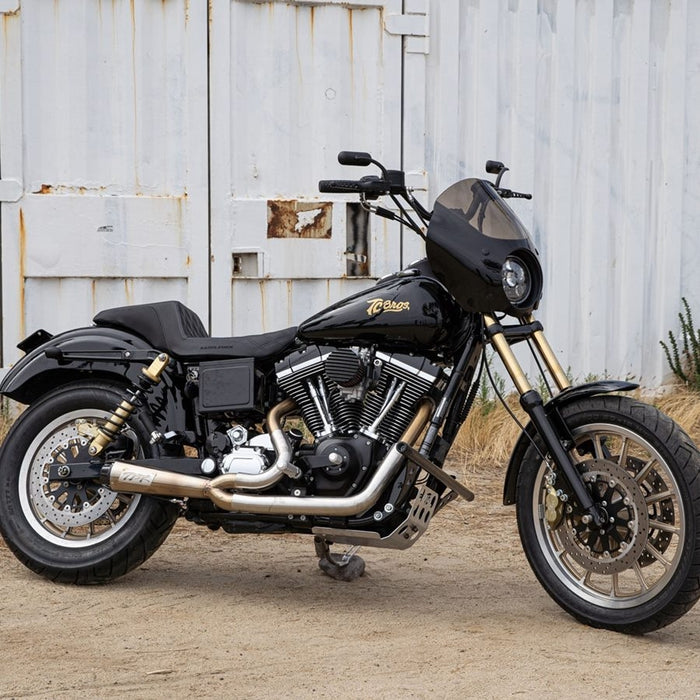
[485,160,506,175]
[338,151,373,167]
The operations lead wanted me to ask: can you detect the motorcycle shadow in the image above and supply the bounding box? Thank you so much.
[123,522,549,627]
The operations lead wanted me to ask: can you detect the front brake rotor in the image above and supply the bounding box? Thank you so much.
[556,458,650,575]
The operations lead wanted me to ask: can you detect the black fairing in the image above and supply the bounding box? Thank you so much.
[426,178,542,315]
[298,265,462,353]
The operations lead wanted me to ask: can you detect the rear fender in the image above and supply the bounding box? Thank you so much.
[1,327,187,433]
[502,380,638,505]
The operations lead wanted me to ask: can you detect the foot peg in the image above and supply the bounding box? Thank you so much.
[314,536,365,582]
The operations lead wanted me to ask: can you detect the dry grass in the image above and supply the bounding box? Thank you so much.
[0,390,698,473]
[652,387,700,441]
[451,387,700,474]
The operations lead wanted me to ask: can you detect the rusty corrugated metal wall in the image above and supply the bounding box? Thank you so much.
[0,0,698,386]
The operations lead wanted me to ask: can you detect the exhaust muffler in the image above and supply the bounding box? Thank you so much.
[101,400,432,518]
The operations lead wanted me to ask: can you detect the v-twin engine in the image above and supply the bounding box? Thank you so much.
[275,346,443,444]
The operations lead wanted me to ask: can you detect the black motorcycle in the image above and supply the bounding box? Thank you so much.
[0,151,698,634]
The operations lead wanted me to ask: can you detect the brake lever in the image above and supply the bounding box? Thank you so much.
[498,188,532,200]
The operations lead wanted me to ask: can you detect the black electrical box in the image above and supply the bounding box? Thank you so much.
[197,358,255,413]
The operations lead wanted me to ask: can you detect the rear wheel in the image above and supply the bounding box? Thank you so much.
[0,384,180,583]
[516,395,700,633]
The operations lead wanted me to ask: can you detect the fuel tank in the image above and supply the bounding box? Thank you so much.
[298,264,462,352]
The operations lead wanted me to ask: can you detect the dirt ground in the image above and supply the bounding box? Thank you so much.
[0,467,698,700]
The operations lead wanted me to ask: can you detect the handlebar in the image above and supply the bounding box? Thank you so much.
[318,179,366,193]
[318,175,391,198]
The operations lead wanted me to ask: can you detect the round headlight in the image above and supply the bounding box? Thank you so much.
[501,257,531,304]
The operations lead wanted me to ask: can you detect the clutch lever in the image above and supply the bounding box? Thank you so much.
[498,187,532,200]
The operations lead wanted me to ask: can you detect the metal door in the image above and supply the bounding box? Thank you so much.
[0,0,426,365]
[208,0,410,335]
[0,1,210,364]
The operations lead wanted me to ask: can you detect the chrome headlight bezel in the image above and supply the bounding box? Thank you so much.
[500,252,542,313]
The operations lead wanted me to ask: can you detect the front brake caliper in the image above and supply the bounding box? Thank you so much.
[544,484,565,528]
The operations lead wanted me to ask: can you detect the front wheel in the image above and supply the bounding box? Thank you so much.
[0,384,180,583]
[515,395,700,633]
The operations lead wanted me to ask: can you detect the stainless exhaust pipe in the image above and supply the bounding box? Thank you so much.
[216,398,301,489]
[103,400,432,517]
[207,443,405,515]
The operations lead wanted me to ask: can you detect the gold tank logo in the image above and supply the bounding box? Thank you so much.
[366,298,411,316]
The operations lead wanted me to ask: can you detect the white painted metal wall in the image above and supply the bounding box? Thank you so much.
[424,0,700,385]
[0,0,698,388]
[208,0,405,336]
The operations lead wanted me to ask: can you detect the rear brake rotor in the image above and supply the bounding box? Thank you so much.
[29,428,119,528]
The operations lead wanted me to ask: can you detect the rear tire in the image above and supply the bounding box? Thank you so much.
[515,395,700,633]
[0,384,180,583]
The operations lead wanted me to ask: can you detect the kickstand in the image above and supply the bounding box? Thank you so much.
[314,535,366,582]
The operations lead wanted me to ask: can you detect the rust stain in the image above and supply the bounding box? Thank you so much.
[267,200,332,239]
[91,279,98,316]
[33,184,110,195]
[2,8,19,56]
[185,254,191,267]
[259,280,267,331]
[18,208,26,339]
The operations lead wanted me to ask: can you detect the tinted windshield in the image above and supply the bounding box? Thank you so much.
[431,178,530,241]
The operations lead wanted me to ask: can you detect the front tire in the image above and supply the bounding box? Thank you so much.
[515,395,700,633]
[0,384,180,583]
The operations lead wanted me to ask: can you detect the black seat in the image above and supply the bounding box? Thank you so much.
[93,301,298,361]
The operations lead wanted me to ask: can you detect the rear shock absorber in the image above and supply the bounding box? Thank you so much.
[88,353,171,457]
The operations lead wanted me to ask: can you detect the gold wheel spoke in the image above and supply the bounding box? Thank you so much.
[593,434,606,459]
[644,542,672,569]
[646,490,672,506]
[648,519,680,535]
[635,458,657,484]
[632,562,650,591]
[617,437,629,467]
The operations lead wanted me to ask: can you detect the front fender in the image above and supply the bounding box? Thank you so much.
[502,380,638,505]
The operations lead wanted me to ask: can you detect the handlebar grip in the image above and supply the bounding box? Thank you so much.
[318,179,364,193]
[338,151,373,166]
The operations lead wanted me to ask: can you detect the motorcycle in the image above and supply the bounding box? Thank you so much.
[0,151,698,634]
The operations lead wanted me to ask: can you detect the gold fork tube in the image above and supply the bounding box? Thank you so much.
[482,314,532,395]
[523,314,571,391]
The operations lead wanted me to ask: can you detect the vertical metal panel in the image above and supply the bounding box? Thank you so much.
[208,0,404,335]
[1,0,697,390]
[425,0,699,385]
[0,4,24,363]
[0,0,209,364]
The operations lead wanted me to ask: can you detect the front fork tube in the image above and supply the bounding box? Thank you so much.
[483,314,605,527]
